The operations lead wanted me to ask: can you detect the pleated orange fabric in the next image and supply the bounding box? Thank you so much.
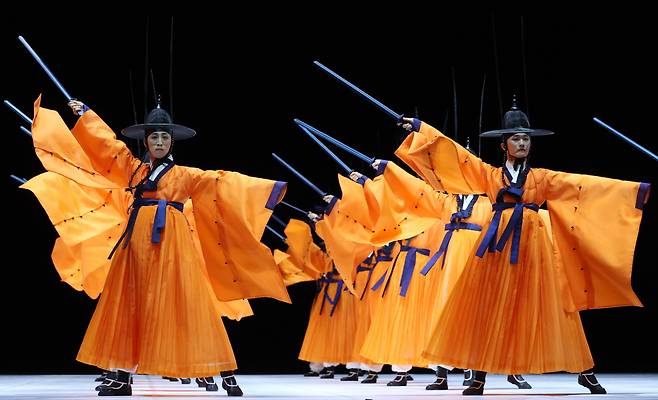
[27,98,289,376]
[418,195,492,362]
[349,248,389,364]
[395,121,648,374]
[77,205,238,376]
[298,270,359,364]
[315,162,464,366]
[359,227,442,367]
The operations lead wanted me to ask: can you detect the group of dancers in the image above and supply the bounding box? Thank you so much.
[7,37,650,397]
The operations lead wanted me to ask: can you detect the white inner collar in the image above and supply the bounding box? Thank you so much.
[459,194,475,210]
[147,155,174,181]
[505,160,525,183]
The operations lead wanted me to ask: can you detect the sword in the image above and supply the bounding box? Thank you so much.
[4,100,33,124]
[294,119,375,164]
[18,36,73,101]
[280,201,308,216]
[313,61,402,121]
[593,118,658,163]
[297,125,352,175]
[272,153,328,197]
[270,214,288,229]
[10,175,28,184]
[19,126,32,138]
[265,225,286,242]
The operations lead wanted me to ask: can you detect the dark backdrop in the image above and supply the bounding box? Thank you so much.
[1,12,656,374]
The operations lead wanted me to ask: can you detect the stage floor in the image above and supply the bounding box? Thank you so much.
[1,373,657,399]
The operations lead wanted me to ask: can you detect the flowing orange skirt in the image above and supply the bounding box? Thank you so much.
[359,241,433,367]
[77,205,237,377]
[422,211,593,374]
[299,279,358,364]
[350,269,383,363]
[418,228,481,365]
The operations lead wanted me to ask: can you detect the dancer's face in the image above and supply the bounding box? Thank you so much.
[502,133,531,160]
[147,131,172,160]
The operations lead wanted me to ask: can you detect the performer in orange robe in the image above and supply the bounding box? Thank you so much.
[298,202,362,379]
[318,161,451,386]
[394,100,649,395]
[23,97,289,396]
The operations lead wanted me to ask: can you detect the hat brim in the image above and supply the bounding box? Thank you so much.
[121,123,196,140]
[479,128,554,138]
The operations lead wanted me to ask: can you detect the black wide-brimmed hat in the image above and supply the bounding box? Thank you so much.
[480,96,554,138]
[121,103,196,140]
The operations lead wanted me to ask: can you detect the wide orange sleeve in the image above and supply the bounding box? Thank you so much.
[364,161,449,245]
[69,108,141,187]
[186,168,291,303]
[284,219,328,278]
[315,201,376,294]
[395,121,495,194]
[544,169,649,310]
[324,164,447,248]
[30,96,121,189]
[21,171,131,298]
[183,198,254,320]
[274,249,316,286]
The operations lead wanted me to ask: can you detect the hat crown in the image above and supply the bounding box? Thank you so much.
[502,95,531,130]
[144,106,173,125]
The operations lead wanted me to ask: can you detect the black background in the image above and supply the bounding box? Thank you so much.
[1,12,656,374]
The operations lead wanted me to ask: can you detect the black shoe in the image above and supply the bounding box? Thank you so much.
[95,373,120,392]
[205,378,218,392]
[578,373,607,394]
[97,380,132,396]
[358,369,366,377]
[386,373,407,386]
[303,371,319,377]
[179,378,191,384]
[507,374,532,389]
[163,376,178,382]
[340,372,359,382]
[426,377,448,390]
[463,380,485,395]
[463,369,474,386]
[196,377,218,391]
[361,373,377,384]
[95,372,108,382]
[340,371,359,381]
[319,369,335,379]
[221,376,243,396]
[405,373,414,381]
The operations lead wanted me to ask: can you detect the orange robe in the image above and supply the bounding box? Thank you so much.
[349,248,388,365]
[316,166,444,292]
[298,269,359,364]
[417,194,492,364]
[25,97,289,376]
[396,121,649,374]
[320,162,458,366]
[299,196,371,365]
[24,174,254,321]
